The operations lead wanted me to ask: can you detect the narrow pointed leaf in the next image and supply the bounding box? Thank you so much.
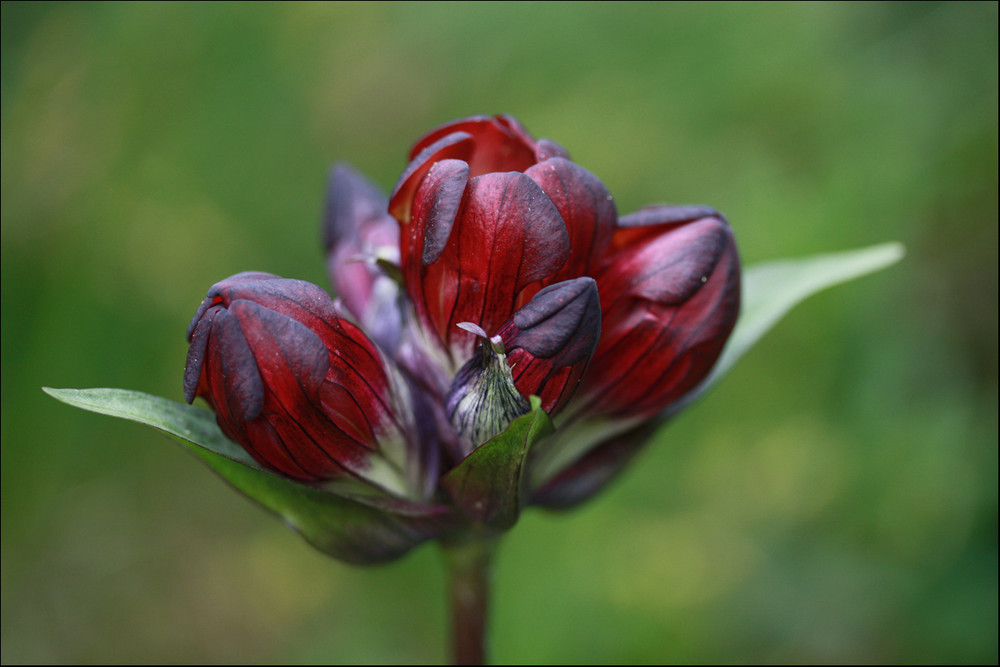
[43,387,450,564]
[180,444,449,564]
[441,395,553,530]
[700,241,904,393]
[44,387,259,467]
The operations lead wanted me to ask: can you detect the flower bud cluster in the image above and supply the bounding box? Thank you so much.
[184,115,740,560]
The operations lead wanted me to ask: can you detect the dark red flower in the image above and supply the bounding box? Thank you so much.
[573,204,741,420]
[184,272,426,498]
[386,116,737,422]
[184,114,741,547]
[380,115,740,507]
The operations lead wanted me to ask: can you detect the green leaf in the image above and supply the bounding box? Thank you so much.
[441,395,554,530]
[43,387,452,564]
[178,445,452,564]
[701,241,905,394]
[43,387,260,467]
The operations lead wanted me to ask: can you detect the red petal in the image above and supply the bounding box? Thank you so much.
[186,271,279,341]
[241,417,333,481]
[414,171,570,357]
[184,304,216,404]
[230,300,329,402]
[230,299,373,479]
[201,308,320,480]
[499,278,601,414]
[580,215,740,417]
[408,159,470,267]
[390,132,474,223]
[599,217,733,313]
[525,158,616,282]
[606,204,725,260]
[407,115,539,177]
[408,115,493,159]
[400,159,470,351]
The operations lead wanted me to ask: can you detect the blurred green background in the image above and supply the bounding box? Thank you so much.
[2,2,996,663]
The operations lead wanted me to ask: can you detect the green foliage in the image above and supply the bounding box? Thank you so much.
[43,389,451,564]
[708,242,906,389]
[444,396,553,529]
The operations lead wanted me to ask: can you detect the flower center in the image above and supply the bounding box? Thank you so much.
[445,323,530,454]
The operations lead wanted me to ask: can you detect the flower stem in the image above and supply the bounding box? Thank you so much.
[442,529,500,665]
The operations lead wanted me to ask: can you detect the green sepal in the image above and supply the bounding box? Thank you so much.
[43,387,452,564]
[441,395,553,530]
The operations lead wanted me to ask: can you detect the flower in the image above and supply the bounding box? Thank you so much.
[183,272,434,499]
[577,204,740,420]
[184,114,740,560]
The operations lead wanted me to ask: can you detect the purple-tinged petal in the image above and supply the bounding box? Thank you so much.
[600,216,732,306]
[534,138,570,162]
[186,271,278,341]
[228,299,373,481]
[525,158,616,282]
[390,132,474,224]
[323,163,392,249]
[505,279,600,360]
[183,304,217,405]
[412,160,470,267]
[205,306,265,423]
[618,204,725,230]
[323,164,403,350]
[398,158,470,352]
[497,278,601,415]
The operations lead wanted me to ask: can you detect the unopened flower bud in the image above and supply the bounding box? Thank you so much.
[323,164,405,353]
[445,323,530,454]
[575,205,740,419]
[183,272,421,497]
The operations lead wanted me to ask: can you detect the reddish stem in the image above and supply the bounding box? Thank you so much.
[443,530,500,665]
